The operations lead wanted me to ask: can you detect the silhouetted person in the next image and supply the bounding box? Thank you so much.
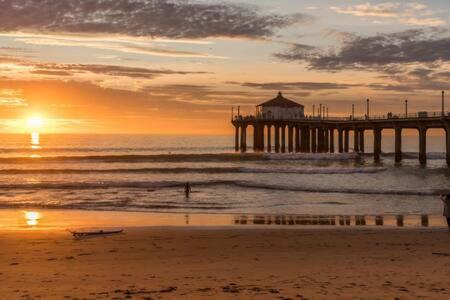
[441,194,450,229]
[184,182,192,198]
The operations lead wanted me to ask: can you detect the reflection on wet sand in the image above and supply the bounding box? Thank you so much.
[0,209,446,230]
[234,214,442,228]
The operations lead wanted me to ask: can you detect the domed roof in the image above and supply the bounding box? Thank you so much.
[257,92,303,108]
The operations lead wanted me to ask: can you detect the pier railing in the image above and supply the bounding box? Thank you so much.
[233,111,450,122]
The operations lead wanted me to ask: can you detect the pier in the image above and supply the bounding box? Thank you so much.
[232,92,450,166]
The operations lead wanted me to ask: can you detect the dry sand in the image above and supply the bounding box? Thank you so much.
[1,227,450,299]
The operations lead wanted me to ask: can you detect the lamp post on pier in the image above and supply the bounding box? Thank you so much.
[405,99,408,117]
[352,104,355,120]
[442,91,445,116]
[366,99,370,119]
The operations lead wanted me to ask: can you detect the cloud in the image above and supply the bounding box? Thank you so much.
[0,88,26,107]
[15,35,227,59]
[0,0,312,39]
[142,84,262,105]
[331,2,400,17]
[229,81,359,91]
[0,53,208,80]
[275,29,450,71]
[330,2,445,26]
[32,63,207,79]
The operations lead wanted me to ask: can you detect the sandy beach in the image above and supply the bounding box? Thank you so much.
[2,224,450,299]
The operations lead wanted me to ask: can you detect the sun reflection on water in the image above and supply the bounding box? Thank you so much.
[24,211,41,226]
[30,132,41,150]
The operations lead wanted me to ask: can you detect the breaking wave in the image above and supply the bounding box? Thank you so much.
[0,166,386,175]
[0,152,361,163]
[0,180,446,196]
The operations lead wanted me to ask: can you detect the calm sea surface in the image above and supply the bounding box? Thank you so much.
[0,133,448,216]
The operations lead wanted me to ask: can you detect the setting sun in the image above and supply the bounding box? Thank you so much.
[27,116,44,129]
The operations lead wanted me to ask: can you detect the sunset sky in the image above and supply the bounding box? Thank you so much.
[0,0,449,134]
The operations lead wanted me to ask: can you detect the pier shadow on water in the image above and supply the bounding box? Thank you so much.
[233,214,446,228]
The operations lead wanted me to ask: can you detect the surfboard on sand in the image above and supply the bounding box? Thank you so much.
[68,228,123,238]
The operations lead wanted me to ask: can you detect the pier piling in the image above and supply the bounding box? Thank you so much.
[338,129,344,153]
[275,125,280,153]
[419,126,427,165]
[295,127,300,152]
[311,128,317,153]
[353,128,360,152]
[281,125,286,153]
[235,126,239,152]
[329,129,335,153]
[395,127,402,163]
[344,129,349,152]
[373,128,382,162]
[359,130,365,153]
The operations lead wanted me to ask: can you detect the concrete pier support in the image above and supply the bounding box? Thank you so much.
[338,129,343,153]
[253,125,258,152]
[344,129,349,152]
[288,125,294,153]
[281,125,286,153]
[240,125,247,152]
[235,126,239,152]
[259,125,265,151]
[446,126,450,167]
[419,126,427,165]
[295,127,300,152]
[317,127,324,152]
[329,129,335,153]
[353,128,360,152]
[324,129,329,152]
[301,126,310,152]
[275,125,280,153]
[394,127,402,163]
[359,130,365,153]
[267,125,272,153]
[311,127,317,153]
[373,128,382,162]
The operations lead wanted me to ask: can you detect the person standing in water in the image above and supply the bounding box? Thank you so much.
[184,182,192,198]
[441,194,450,229]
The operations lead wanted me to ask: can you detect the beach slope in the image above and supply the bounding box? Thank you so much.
[1,228,450,299]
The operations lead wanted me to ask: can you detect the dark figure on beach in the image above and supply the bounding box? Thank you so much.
[184,182,192,198]
[441,194,450,229]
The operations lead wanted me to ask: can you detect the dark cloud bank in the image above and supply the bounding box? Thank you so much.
[0,0,311,39]
[276,29,450,71]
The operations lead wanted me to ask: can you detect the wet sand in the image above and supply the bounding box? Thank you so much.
[1,227,450,299]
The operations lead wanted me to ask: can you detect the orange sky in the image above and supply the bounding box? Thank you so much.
[0,0,448,134]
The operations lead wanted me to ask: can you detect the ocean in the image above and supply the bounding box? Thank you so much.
[0,133,448,216]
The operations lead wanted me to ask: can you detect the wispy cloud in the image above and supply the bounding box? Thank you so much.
[330,2,445,26]
[0,88,27,107]
[13,35,228,59]
[228,81,359,91]
[0,53,208,83]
